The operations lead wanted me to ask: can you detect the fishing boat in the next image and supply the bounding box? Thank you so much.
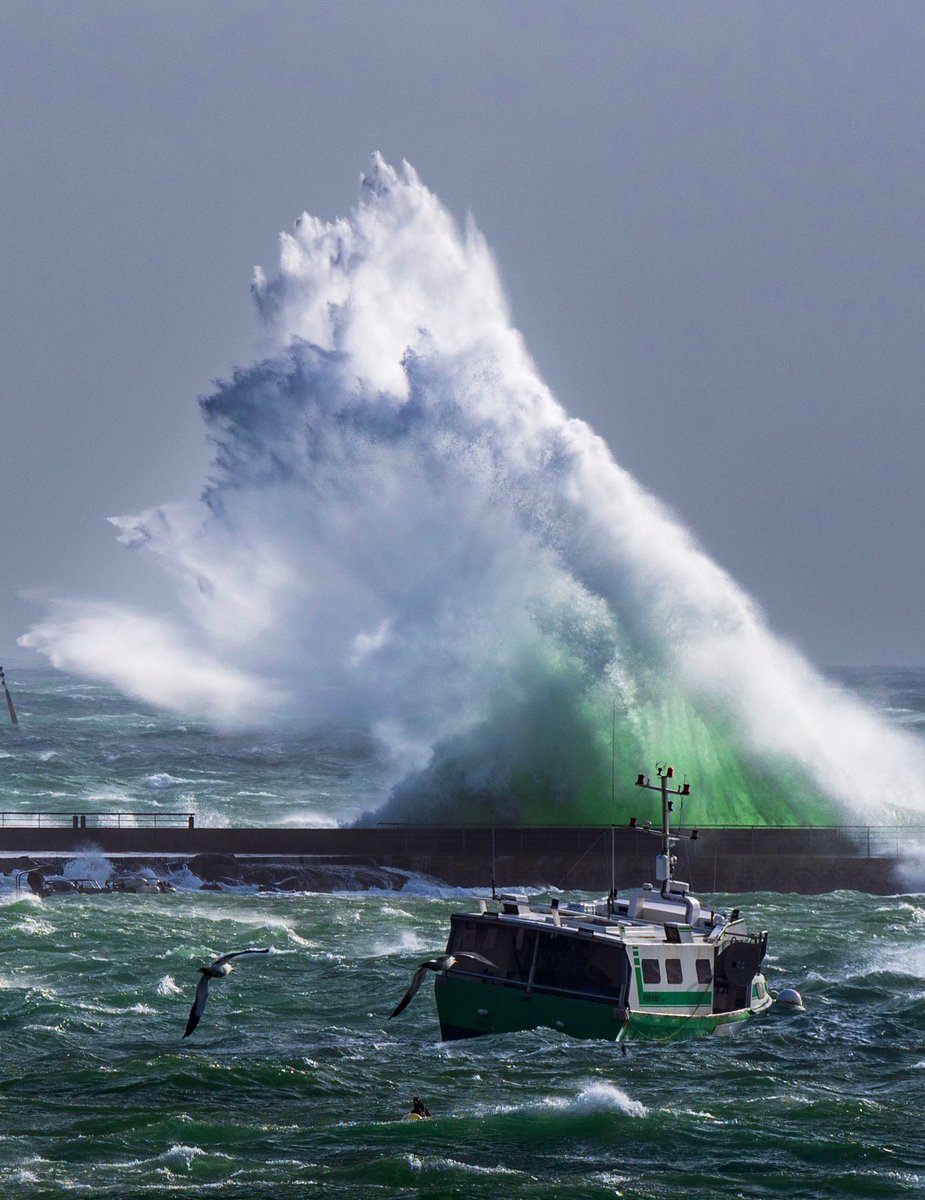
[432,765,772,1042]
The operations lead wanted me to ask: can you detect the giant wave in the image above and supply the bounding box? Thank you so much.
[22,156,925,824]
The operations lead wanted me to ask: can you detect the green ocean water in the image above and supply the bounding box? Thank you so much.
[0,667,924,1197]
[0,887,923,1199]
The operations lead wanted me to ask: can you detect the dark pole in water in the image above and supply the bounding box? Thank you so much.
[0,666,18,728]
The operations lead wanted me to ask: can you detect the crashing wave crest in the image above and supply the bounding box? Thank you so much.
[21,155,925,824]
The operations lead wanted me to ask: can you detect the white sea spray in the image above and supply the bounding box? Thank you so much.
[19,156,925,824]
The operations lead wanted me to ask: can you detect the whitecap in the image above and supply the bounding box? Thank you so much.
[407,1156,524,1177]
[15,916,54,936]
[157,974,184,996]
[145,773,185,789]
[554,1080,647,1118]
[369,929,429,957]
[473,1080,646,1120]
[159,1144,205,1170]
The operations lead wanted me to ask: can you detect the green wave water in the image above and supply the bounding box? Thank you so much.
[0,666,919,828]
[384,676,844,827]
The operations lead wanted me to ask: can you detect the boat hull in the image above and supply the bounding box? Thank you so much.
[435,973,768,1042]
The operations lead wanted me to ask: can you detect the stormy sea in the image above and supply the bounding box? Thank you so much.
[4,159,925,1195]
[0,666,923,1198]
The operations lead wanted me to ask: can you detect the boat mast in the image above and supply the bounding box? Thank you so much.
[633,764,693,898]
[610,701,616,904]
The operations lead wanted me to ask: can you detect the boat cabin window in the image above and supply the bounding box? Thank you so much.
[447,918,528,981]
[448,919,628,999]
[534,934,625,998]
[455,923,477,953]
[696,959,712,984]
[448,918,499,960]
[641,958,661,984]
[665,958,683,985]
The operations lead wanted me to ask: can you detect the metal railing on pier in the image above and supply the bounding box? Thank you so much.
[0,811,195,829]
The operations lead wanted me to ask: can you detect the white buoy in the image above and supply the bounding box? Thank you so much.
[775,988,805,1011]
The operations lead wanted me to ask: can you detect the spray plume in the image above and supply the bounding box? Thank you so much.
[20,156,925,824]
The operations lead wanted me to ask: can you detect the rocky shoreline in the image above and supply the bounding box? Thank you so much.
[1,853,422,893]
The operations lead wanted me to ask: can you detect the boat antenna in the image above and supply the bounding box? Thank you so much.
[609,700,616,912]
[631,764,698,898]
[0,666,18,728]
[490,811,497,901]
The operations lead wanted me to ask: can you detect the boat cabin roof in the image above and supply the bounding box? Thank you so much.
[458,888,738,948]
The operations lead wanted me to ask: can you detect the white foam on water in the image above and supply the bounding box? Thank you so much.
[407,1155,524,1177]
[479,1079,646,1120]
[183,904,307,943]
[163,865,206,890]
[544,1080,647,1118]
[13,915,54,936]
[62,853,114,884]
[145,773,188,789]
[368,928,430,958]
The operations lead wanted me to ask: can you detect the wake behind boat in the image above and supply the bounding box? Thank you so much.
[397,765,772,1042]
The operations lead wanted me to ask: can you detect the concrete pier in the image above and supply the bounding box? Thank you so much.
[0,825,916,893]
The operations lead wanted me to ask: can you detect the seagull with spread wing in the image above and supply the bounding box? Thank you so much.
[183,947,275,1038]
[389,952,497,1019]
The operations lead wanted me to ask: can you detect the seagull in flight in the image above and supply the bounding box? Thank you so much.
[389,952,497,1019]
[183,947,274,1038]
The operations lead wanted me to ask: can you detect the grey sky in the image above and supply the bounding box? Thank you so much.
[1,1,923,667]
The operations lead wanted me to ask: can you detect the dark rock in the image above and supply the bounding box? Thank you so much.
[2,856,39,874]
[188,853,242,882]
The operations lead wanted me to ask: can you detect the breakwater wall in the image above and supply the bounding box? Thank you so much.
[0,825,918,894]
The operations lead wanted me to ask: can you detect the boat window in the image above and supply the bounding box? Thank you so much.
[641,958,661,985]
[534,935,625,998]
[505,929,536,983]
[448,918,504,972]
[696,959,712,984]
[665,958,683,985]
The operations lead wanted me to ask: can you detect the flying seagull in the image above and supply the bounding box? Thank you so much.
[389,952,497,1019]
[183,947,274,1038]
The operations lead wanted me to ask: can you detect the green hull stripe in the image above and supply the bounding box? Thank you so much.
[634,990,712,1007]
